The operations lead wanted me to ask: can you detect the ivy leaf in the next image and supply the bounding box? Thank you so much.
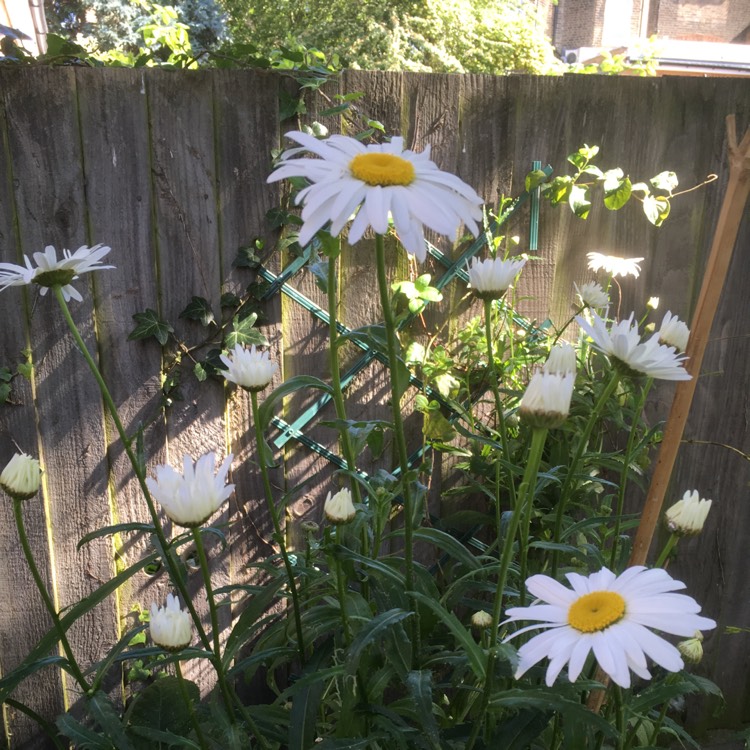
[233,241,263,269]
[568,184,591,219]
[220,292,241,308]
[128,309,173,346]
[179,296,215,327]
[0,367,11,383]
[193,362,207,382]
[643,195,671,226]
[225,313,268,349]
[0,383,10,405]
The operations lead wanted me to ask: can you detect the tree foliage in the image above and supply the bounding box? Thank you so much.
[220,0,562,74]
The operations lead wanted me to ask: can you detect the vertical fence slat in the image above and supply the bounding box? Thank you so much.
[1,67,118,720]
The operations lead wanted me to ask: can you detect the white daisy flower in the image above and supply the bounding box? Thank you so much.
[267,131,483,262]
[587,252,643,279]
[574,281,609,310]
[0,244,114,302]
[467,257,526,300]
[658,311,690,353]
[664,489,712,536]
[324,487,356,524]
[149,594,193,651]
[519,371,575,429]
[503,566,716,689]
[0,452,41,501]
[220,344,278,392]
[576,309,691,381]
[543,343,577,376]
[146,452,234,528]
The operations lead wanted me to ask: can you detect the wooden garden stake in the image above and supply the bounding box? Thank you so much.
[588,114,750,713]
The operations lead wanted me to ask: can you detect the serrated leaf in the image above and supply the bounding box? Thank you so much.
[88,692,135,750]
[56,714,115,749]
[406,671,441,749]
[179,296,215,326]
[345,609,414,676]
[643,195,671,226]
[128,309,173,346]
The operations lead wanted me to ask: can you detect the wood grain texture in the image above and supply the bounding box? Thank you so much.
[0,66,119,724]
[0,70,748,741]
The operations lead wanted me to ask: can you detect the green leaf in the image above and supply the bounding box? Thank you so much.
[568,184,591,219]
[126,676,199,742]
[643,195,671,226]
[178,296,215,327]
[288,646,331,750]
[225,312,268,348]
[220,292,241,308]
[0,367,11,382]
[128,727,200,748]
[345,609,413,676]
[77,522,154,550]
[525,169,548,192]
[88,692,135,750]
[422,409,456,442]
[56,714,115,749]
[233,244,261,268]
[650,170,679,194]
[128,309,173,346]
[0,382,10,404]
[405,671,441,750]
[408,592,486,680]
[489,709,551,749]
[601,168,624,192]
[258,375,333,433]
[193,362,207,382]
[603,176,632,210]
[543,175,572,205]
[630,181,650,195]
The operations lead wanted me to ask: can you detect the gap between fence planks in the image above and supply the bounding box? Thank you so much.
[587,114,750,714]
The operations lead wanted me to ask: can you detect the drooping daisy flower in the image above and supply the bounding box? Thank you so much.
[0,452,41,501]
[576,309,690,381]
[658,311,690,353]
[0,244,113,302]
[220,344,278,392]
[149,594,193,650]
[574,281,609,310]
[587,252,643,279]
[467,257,526,300]
[324,487,356,524]
[543,343,577,376]
[267,131,483,262]
[503,566,716,689]
[518,371,575,429]
[664,489,712,536]
[146,452,234,528]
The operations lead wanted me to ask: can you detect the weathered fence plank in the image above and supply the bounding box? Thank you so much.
[0,69,748,744]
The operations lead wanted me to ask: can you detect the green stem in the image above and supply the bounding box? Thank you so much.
[467,427,548,750]
[614,685,626,750]
[13,499,90,693]
[654,533,679,569]
[609,379,652,570]
[374,234,417,652]
[191,528,236,721]
[483,298,516,508]
[53,287,211,652]
[327,255,368,568]
[551,372,621,577]
[176,659,210,750]
[335,558,351,644]
[249,390,306,665]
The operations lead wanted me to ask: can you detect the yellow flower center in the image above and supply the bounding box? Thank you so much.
[350,152,416,187]
[567,591,626,633]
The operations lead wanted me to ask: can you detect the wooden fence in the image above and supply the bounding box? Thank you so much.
[0,67,748,746]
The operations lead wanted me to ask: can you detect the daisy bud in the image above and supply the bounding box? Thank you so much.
[300,520,320,534]
[471,610,493,630]
[647,297,660,310]
[467,257,526,301]
[519,371,575,429]
[574,281,609,310]
[658,311,690,353]
[677,631,704,664]
[543,343,577,376]
[1,452,41,501]
[664,490,712,536]
[324,487,356,525]
[149,594,193,651]
[220,344,278,392]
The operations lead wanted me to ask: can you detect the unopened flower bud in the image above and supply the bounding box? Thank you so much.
[324,487,356,524]
[300,520,319,534]
[543,343,577,376]
[677,631,704,664]
[519,371,575,429]
[149,594,193,651]
[647,297,660,310]
[658,311,690,353]
[1,452,41,501]
[471,610,493,630]
[665,490,712,536]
